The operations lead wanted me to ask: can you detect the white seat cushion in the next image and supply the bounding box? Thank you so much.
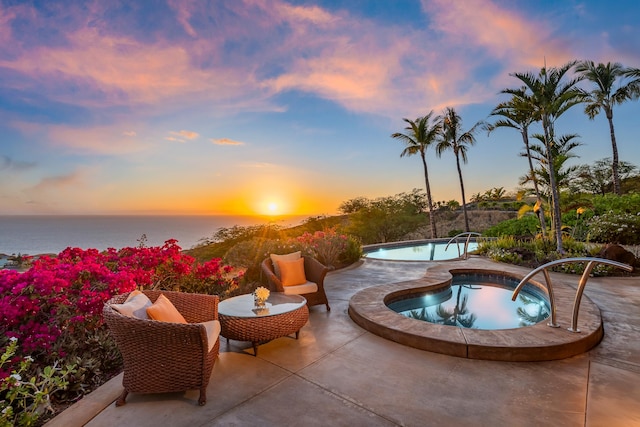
[200,320,221,353]
[282,281,318,296]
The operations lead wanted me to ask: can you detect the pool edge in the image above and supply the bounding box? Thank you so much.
[348,259,603,362]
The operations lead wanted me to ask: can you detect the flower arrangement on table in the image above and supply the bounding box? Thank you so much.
[253,286,270,307]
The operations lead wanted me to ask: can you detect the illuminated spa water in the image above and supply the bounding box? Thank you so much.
[386,273,550,330]
[366,241,478,261]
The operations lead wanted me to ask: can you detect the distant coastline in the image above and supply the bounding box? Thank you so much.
[0,214,308,256]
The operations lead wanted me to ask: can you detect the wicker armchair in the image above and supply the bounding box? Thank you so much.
[261,256,330,311]
[103,290,220,406]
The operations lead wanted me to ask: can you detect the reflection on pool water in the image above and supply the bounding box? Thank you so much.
[386,273,550,330]
[366,241,478,261]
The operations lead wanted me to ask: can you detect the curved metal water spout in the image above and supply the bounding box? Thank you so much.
[511,257,633,332]
[445,232,482,260]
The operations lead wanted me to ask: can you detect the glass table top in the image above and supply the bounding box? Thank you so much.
[218,292,306,318]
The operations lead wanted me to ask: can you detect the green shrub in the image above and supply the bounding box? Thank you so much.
[477,236,595,270]
[591,193,640,214]
[483,215,539,238]
[340,235,364,265]
[587,212,640,245]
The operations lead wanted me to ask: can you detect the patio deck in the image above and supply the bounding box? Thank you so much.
[47,257,640,426]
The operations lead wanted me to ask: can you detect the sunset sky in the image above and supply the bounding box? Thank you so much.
[1,0,639,216]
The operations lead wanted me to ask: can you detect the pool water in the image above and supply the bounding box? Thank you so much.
[387,274,550,330]
[366,241,478,261]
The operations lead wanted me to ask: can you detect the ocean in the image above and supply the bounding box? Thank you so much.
[0,215,308,256]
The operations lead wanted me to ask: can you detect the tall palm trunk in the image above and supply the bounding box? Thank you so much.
[606,107,621,195]
[542,118,563,253]
[521,129,547,237]
[455,152,470,232]
[420,152,437,238]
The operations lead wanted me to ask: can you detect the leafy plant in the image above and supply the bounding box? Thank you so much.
[1,338,77,427]
[483,215,540,238]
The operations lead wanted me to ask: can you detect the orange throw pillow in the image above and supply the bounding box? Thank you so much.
[270,251,301,278]
[277,258,307,287]
[146,294,187,323]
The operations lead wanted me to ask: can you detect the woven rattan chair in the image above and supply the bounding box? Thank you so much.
[261,255,330,311]
[103,290,220,406]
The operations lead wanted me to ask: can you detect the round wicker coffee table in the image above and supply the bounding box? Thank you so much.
[218,293,309,356]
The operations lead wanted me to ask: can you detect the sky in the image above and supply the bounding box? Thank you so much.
[0,0,639,217]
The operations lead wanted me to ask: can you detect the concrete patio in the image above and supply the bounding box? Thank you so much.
[47,257,640,426]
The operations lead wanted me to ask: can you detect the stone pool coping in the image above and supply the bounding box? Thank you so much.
[348,258,603,362]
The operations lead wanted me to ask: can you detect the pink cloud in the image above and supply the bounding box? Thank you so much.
[29,169,88,193]
[211,138,245,146]
[168,0,198,37]
[171,130,199,140]
[422,0,573,68]
[45,124,150,154]
[0,4,15,45]
[276,2,338,27]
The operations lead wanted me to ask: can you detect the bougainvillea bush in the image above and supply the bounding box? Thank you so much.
[295,229,348,269]
[0,240,242,425]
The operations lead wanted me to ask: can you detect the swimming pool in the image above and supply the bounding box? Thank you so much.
[365,240,479,261]
[386,273,550,330]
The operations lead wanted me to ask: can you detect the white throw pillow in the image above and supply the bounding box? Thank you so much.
[111,290,152,319]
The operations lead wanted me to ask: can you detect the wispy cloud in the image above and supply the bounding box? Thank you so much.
[0,155,36,172]
[46,124,150,154]
[171,130,199,140]
[29,169,87,193]
[241,162,274,168]
[422,0,572,68]
[211,138,245,146]
[165,130,200,143]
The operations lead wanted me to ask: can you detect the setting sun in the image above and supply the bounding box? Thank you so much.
[267,202,279,214]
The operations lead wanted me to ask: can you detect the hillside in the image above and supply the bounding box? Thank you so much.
[403,209,517,240]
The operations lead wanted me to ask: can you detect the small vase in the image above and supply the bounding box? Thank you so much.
[254,297,267,308]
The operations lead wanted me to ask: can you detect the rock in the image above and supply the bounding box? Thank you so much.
[598,244,637,268]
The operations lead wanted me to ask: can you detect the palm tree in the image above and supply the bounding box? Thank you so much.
[575,61,640,195]
[523,133,583,196]
[488,88,547,237]
[508,62,583,253]
[436,107,482,232]
[625,67,640,97]
[391,113,441,239]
